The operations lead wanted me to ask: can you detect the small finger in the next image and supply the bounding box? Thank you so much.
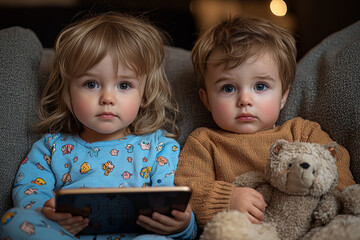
[64,222,89,235]
[136,217,167,235]
[253,199,267,212]
[246,212,262,224]
[44,210,72,221]
[58,216,84,226]
[62,218,88,229]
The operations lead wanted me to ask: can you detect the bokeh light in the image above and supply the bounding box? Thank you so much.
[270,0,287,17]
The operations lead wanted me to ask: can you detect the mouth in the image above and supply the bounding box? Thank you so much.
[236,113,256,121]
[97,112,117,119]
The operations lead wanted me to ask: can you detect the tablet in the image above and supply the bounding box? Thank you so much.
[55,186,191,235]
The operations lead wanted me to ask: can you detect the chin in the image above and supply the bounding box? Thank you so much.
[224,127,258,134]
[236,130,257,134]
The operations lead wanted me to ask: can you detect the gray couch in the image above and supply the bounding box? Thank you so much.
[0,20,359,218]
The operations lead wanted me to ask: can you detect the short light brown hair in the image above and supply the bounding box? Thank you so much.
[192,16,297,94]
[37,12,179,138]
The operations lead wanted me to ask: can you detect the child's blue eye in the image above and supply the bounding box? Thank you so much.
[222,85,236,93]
[118,82,130,90]
[254,83,267,91]
[84,81,98,89]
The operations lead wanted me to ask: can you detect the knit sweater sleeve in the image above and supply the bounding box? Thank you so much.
[175,128,235,228]
[294,118,355,190]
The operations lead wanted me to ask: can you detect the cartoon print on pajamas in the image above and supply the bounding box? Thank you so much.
[122,171,133,180]
[110,149,119,156]
[156,142,165,152]
[24,188,38,195]
[51,143,56,155]
[80,162,92,174]
[24,201,36,209]
[1,211,16,224]
[126,144,134,153]
[61,144,74,155]
[139,140,151,150]
[172,145,178,152]
[165,170,175,178]
[20,221,35,235]
[22,157,28,165]
[156,156,168,166]
[1,130,190,239]
[107,234,126,239]
[103,161,115,175]
[62,172,72,183]
[43,154,51,165]
[88,147,100,157]
[156,170,176,184]
[31,178,46,186]
[36,163,45,170]
[140,166,152,178]
[45,134,59,144]
[16,172,24,183]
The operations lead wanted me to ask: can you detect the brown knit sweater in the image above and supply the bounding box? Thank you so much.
[174,117,355,228]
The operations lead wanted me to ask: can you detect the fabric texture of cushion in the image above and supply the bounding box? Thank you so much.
[278,20,360,183]
[0,27,43,215]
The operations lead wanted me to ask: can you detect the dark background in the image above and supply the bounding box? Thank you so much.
[0,0,359,60]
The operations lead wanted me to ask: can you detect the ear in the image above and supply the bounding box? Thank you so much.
[199,88,211,112]
[140,97,147,108]
[324,142,338,157]
[271,139,288,155]
[280,87,290,109]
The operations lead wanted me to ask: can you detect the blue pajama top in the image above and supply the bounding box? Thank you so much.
[12,129,196,239]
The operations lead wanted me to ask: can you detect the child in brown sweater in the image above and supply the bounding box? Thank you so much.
[174,16,355,228]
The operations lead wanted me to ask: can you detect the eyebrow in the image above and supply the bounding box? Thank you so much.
[254,75,276,81]
[77,71,139,80]
[213,74,276,85]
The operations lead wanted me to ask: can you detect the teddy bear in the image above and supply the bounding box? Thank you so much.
[200,139,342,240]
[302,184,360,240]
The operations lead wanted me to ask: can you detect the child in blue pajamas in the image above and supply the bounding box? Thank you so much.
[1,12,197,240]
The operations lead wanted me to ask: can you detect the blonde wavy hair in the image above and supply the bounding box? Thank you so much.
[192,16,297,95]
[37,12,179,138]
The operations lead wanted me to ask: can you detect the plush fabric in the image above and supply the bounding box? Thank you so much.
[201,140,342,240]
[0,27,42,216]
[278,20,360,183]
[0,20,359,218]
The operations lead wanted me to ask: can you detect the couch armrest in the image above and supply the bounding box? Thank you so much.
[0,27,43,216]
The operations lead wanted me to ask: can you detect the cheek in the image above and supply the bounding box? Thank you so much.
[120,96,142,119]
[71,97,92,120]
[209,99,233,121]
[258,97,282,118]
[70,90,96,120]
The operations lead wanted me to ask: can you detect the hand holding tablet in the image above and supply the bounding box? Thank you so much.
[55,186,191,235]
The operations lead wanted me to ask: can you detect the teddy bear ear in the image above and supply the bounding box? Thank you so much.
[323,142,338,157]
[272,139,288,155]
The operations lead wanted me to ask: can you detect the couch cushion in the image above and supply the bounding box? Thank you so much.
[278,20,360,183]
[164,46,217,146]
[0,27,43,216]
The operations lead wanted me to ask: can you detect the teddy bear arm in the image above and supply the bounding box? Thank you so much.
[312,189,341,227]
[233,172,267,188]
[342,184,360,215]
[255,183,273,203]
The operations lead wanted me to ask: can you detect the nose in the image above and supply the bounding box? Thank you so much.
[237,90,253,107]
[100,89,115,105]
[300,162,310,169]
